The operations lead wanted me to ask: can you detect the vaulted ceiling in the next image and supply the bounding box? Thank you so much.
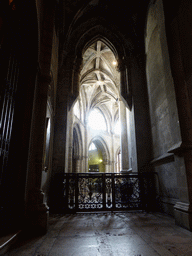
[64,0,150,34]
[62,0,151,55]
[65,0,151,122]
[80,40,120,118]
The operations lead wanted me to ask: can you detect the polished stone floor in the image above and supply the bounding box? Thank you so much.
[5,211,192,256]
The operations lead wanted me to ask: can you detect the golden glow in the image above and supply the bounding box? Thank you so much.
[112,61,117,66]
[9,0,16,10]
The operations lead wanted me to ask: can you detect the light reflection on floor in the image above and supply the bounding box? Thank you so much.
[5,211,192,256]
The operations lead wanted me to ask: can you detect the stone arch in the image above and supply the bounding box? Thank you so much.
[59,18,132,108]
[89,136,110,165]
[73,122,83,159]
[73,128,79,159]
[71,122,84,173]
[56,9,136,175]
[63,18,129,64]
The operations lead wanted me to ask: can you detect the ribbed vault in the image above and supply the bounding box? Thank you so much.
[80,40,120,119]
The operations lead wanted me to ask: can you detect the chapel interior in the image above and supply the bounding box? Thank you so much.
[1,0,192,254]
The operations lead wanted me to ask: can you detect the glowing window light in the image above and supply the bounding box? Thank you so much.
[88,109,107,131]
[89,142,97,151]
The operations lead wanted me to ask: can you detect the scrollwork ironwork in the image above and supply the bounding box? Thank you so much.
[78,177,103,210]
[61,173,155,212]
[68,178,75,210]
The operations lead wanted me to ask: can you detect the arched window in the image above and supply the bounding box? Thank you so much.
[89,142,97,151]
[88,108,107,131]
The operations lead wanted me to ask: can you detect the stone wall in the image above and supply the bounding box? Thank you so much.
[145,0,182,215]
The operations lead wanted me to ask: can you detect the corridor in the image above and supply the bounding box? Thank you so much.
[5,211,192,256]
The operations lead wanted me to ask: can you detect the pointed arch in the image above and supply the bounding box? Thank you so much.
[58,13,133,176]
[59,16,133,111]
[72,122,83,173]
[73,122,83,159]
[88,135,110,164]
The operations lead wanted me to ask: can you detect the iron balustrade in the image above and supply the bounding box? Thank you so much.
[51,172,156,213]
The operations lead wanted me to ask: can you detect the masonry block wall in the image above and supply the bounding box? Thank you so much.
[145,0,184,216]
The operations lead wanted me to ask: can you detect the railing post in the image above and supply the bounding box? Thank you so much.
[65,174,69,213]
[63,174,66,212]
[75,173,78,212]
[112,173,115,210]
[103,173,106,210]
[139,173,145,210]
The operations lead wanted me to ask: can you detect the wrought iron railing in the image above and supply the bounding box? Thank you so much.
[50,172,156,213]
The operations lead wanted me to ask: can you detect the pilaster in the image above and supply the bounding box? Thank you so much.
[165,14,192,230]
[119,101,130,172]
[174,202,192,231]
[25,71,51,233]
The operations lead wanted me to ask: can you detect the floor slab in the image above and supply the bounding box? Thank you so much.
[5,211,192,256]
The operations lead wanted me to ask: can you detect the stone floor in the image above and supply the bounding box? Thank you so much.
[5,211,192,256]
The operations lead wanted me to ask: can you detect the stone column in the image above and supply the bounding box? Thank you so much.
[67,107,74,173]
[104,161,111,173]
[65,55,82,172]
[118,59,132,109]
[25,71,51,233]
[52,54,75,174]
[82,156,87,172]
[119,100,130,172]
[111,132,115,173]
[84,118,89,172]
[80,156,84,173]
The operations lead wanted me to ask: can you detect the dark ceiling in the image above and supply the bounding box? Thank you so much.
[62,0,151,49]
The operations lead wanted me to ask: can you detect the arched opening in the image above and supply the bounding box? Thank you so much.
[71,123,83,173]
[70,39,131,173]
[88,137,109,172]
[88,142,104,172]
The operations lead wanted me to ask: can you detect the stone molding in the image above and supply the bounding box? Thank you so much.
[150,152,175,166]
[174,201,192,213]
[168,141,192,155]
[160,196,178,205]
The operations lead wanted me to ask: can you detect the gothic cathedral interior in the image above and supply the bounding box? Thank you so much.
[1,0,192,243]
